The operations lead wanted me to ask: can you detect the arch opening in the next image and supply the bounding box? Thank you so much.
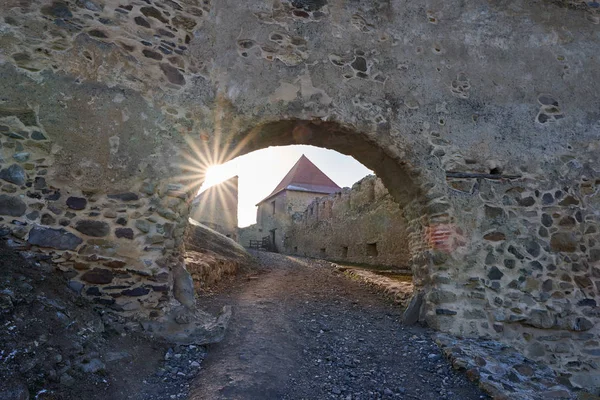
[212,119,424,209]
[181,119,436,315]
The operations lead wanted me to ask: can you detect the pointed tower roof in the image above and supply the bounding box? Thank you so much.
[257,155,341,205]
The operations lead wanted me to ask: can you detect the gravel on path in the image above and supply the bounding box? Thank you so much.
[190,251,488,400]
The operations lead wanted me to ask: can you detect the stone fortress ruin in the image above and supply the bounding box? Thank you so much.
[191,175,239,241]
[0,0,599,394]
[238,154,411,269]
[285,174,411,268]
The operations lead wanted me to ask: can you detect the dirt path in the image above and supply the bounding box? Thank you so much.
[190,252,488,400]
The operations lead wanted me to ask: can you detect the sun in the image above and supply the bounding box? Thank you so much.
[198,163,236,194]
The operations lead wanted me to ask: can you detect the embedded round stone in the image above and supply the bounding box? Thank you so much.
[577,299,597,307]
[159,63,185,85]
[66,196,87,210]
[81,268,114,284]
[26,211,39,220]
[541,213,553,227]
[435,309,457,315]
[0,194,26,216]
[86,287,102,296]
[75,220,110,237]
[0,164,26,186]
[518,196,535,207]
[135,220,151,233]
[488,266,504,280]
[525,240,541,258]
[68,280,84,294]
[572,318,594,332]
[107,192,139,201]
[484,232,506,241]
[30,131,47,140]
[28,226,83,250]
[13,152,30,162]
[34,177,46,190]
[121,286,150,296]
[115,228,134,240]
[550,233,578,252]
[40,213,55,226]
[541,193,554,205]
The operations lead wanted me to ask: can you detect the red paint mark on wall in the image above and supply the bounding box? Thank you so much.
[426,224,454,252]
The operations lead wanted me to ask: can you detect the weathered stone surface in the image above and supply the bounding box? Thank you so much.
[435,333,578,400]
[0,194,26,216]
[0,164,26,186]
[142,305,231,345]
[402,292,423,325]
[172,264,195,309]
[28,226,83,250]
[75,220,110,237]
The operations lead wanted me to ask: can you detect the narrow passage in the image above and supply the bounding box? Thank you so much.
[190,252,487,400]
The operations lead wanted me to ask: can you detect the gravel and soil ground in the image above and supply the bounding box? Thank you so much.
[1,240,488,400]
[189,251,488,400]
[0,238,211,400]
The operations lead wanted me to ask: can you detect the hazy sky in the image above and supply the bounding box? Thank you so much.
[199,145,372,227]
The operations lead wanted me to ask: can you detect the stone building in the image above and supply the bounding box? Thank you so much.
[239,155,341,251]
[190,176,238,241]
[286,175,410,268]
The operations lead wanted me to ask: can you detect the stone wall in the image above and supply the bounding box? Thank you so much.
[0,126,188,315]
[190,176,238,240]
[285,176,410,268]
[1,0,600,390]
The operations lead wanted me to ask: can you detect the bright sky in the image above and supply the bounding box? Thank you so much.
[199,145,372,227]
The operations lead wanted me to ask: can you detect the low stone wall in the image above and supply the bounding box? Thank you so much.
[185,219,253,290]
[285,176,410,268]
[238,224,265,248]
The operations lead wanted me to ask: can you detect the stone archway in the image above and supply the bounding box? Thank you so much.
[185,118,448,319]
[0,0,599,390]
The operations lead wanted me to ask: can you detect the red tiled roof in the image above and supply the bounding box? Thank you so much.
[257,155,341,205]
